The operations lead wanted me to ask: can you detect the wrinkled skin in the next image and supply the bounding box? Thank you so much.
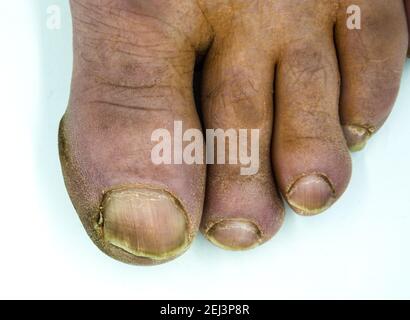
[60,0,409,265]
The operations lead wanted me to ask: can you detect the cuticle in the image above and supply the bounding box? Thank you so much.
[286,172,336,196]
[205,218,264,239]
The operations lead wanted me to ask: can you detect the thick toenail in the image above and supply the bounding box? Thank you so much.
[206,220,262,251]
[343,125,372,152]
[286,174,335,216]
[101,187,190,261]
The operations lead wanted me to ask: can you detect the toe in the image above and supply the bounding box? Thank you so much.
[199,17,284,250]
[273,29,351,216]
[60,0,211,265]
[102,187,189,261]
[336,0,408,151]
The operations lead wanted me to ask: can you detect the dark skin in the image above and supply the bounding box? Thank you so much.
[406,0,410,55]
[60,0,409,265]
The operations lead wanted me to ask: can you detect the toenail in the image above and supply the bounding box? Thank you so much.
[343,125,373,152]
[286,174,336,216]
[206,219,262,251]
[101,187,190,261]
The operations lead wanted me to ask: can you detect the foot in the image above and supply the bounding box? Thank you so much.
[60,0,408,264]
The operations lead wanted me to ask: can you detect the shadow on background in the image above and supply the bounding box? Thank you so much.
[32,0,98,261]
[30,0,410,277]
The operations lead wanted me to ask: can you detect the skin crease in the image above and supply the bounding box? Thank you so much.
[60,0,409,265]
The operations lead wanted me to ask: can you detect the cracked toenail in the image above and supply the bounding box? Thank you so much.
[287,174,335,216]
[206,220,262,251]
[102,187,190,261]
[343,125,372,152]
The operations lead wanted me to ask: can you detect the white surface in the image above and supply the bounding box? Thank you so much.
[0,0,409,299]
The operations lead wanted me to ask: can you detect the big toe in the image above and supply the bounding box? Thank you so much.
[102,187,189,261]
[61,0,210,265]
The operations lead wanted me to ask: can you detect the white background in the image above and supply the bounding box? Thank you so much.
[0,0,409,299]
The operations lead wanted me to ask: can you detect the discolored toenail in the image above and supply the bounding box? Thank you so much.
[206,220,262,251]
[286,174,336,216]
[101,187,190,261]
[343,125,373,152]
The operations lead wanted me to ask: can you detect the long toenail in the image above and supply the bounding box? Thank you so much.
[101,187,190,261]
[343,125,373,152]
[206,220,262,251]
[286,174,336,216]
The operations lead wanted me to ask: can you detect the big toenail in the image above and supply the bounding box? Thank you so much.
[206,220,262,251]
[286,174,335,216]
[101,187,190,261]
[343,125,373,152]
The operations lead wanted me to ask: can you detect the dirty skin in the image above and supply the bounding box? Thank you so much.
[60,0,409,265]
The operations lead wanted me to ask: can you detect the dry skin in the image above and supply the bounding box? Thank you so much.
[59,0,409,265]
